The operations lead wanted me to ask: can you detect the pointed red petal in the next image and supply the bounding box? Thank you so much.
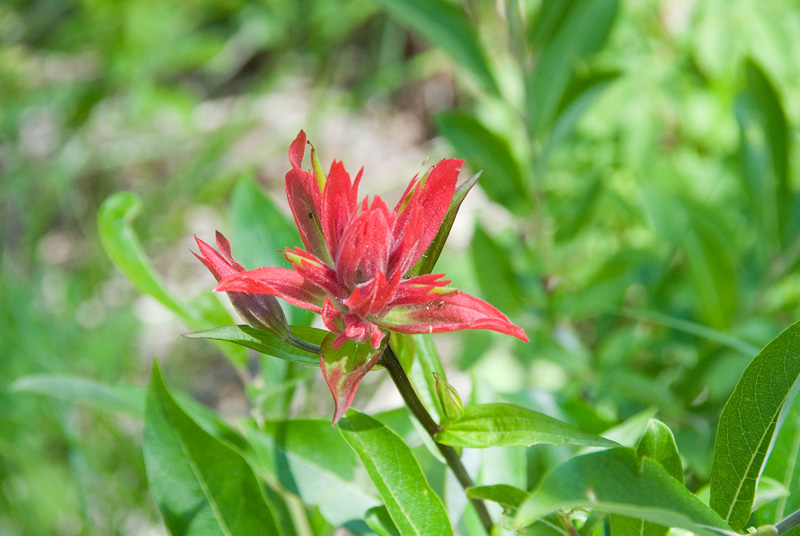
[283,248,349,301]
[322,160,358,258]
[413,159,462,254]
[335,198,393,288]
[320,333,387,425]
[193,235,240,281]
[285,131,332,264]
[388,274,452,308]
[213,231,245,271]
[380,290,528,341]
[392,159,461,271]
[216,267,326,313]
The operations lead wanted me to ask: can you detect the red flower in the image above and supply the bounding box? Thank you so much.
[193,232,289,340]
[216,131,527,422]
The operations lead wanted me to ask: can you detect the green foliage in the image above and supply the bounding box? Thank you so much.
[145,362,280,535]
[436,402,616,449]
[8,0,800,534]
[185,325,326,366]
[515,448,730,535]
[338,410,453,536]
[710,320,800,530]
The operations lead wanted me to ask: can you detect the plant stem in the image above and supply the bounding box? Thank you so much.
[777,509,800,535]
[382,344,494,535]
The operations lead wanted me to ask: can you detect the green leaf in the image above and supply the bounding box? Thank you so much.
[471,224,524,314]
[527,0,618,133]
[735,59,790,253]
[467,484,527,511]
[229,174,302,268]
[98,192,195,326]
[98,191,246,367]
[514,448,731,535]
[760,392,800,524]
[681,206,739,329]
[710,320,800,530]
[637,420,684,484]
[365,506,402,536]
[338,410,453,536]
[435,112,529,214]
[435,403,617,448]
[376,0,497,94]
[144,362,280,536]
[408,171,481,277]
[242,419,378,531]
[610,420,684,536]
[184,325,326,366]
[12,374,144,416]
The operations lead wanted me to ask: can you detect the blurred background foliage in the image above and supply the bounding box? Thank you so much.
[3,0,800,533]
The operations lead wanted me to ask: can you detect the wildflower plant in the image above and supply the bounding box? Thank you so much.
[95,131,800,536]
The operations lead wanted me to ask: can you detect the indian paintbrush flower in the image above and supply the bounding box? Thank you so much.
[194,231,290,340]
[214,130,528,423]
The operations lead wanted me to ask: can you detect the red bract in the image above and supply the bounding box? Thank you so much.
[216,130,527,422]
[194,232,289,340]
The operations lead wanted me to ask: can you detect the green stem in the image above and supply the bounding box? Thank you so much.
[777,509,800,535]
[382,344,494,535]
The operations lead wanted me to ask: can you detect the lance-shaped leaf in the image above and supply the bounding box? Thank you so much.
[98,192,246,367]
[407,170,481,277]
[320,333,387,424]
[435,402,617,448]
[610,420,684,536]
[710,319,800,530]
[185,325,326,366]
[338,410,453,536]
[144,362,280,535]
[514,448,731,535]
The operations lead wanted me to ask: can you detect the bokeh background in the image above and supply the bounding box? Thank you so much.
[3,0,800,533]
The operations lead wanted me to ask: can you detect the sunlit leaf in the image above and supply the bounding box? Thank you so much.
[98,191,246,367]
[610,420,684,536]
[339,410,453,536]
[710,320,800,530]
[436,403,617,448]
[514,448,731,535]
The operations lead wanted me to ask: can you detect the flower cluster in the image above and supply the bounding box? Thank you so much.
[198,131,527,422]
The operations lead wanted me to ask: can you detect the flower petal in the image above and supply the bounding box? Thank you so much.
[407,170,482,277]
[283,247,349,301]
[393,159,462,266]
[335,198,393,288]
[216,267,326,313]
[320,333,387,425]
[322,160,359,258]
[380,290,528,341]
[193,235,240,280]
[285,131,332,264]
